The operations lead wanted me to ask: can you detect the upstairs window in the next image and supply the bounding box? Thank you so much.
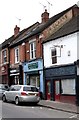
[15,47,19,63]
[30,42,36,59]
[51,48,57,64]
[2,50,7,63]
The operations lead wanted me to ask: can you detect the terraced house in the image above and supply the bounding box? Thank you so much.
[0,36,14,84]
[0,4,79,104]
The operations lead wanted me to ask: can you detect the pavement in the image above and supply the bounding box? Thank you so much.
[38,100,79,114]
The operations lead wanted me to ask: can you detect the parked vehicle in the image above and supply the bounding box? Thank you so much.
[0,84,9,99]
[2,85,40,105]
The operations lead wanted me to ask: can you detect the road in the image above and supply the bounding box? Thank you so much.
[0,100,78,119]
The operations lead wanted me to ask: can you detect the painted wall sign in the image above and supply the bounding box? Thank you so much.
[28,62,38,70]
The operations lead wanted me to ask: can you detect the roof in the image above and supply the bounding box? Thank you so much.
[42,14,79,43]
[9,22,39,47]
[1,4,79,48]
[1,28,28,49]
[24,4,78,37]
[9,4,78,47]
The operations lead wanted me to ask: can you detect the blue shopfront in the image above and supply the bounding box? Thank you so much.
[23,59,44,98]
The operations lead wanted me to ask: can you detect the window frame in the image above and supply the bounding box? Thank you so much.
[61,79,76,95]
[51,48,57,64]
[15,47,19,63]
[30,41,36,59]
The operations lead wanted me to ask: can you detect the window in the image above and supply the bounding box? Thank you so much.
[61,79,75,95]
[51,48,57,64]
[23,86,38,92]
[2,50,7,63]
[15,47,19,63]
[30,42,36,59]
[30,76,40,88]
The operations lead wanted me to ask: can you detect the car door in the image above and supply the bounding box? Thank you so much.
[6,86,15,101]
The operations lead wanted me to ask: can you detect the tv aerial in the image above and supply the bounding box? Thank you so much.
[16,17,22,27]
[46,0,53,13]
[39,2,47,11]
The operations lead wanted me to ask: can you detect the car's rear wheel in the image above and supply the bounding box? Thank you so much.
[2,95,7,102]
[15,97,19,105]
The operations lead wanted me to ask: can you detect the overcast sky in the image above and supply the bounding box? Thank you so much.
[0,0,79,44]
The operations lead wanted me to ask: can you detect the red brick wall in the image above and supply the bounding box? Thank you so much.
[10,44,26,64]
[19,44,26,62]
[26,41,30,61]
[25,36,42,61]
[36,37,42,58]
[10,48,14,64]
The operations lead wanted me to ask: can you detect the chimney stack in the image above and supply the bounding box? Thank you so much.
[14,25,20,37]
[72,5,79,17]
[41,9,49,23]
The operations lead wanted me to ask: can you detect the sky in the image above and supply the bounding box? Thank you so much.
[0,0,79,44]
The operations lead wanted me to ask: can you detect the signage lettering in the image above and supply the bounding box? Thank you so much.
[28,62,38,70]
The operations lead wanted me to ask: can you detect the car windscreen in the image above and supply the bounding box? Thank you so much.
[10,86,21,91]
[23,86,38,92]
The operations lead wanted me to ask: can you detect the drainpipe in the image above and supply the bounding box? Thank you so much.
[7,43,10,86]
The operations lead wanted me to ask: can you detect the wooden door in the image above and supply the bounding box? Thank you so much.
[55,80,60,101]
[46,80,51,100]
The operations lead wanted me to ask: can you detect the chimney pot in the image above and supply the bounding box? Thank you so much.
[14,25,20,37]
[41,9,49,23]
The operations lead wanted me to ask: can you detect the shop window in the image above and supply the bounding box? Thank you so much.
[30,76,40,88]
[15,47,19,63]
[2,50,7,63]
[51,48,57,64]
[61,79,76,95]
[30,42,36,59]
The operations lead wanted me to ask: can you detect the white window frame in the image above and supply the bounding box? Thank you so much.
[15,47,19,63]
[51,47,57,64]
[30,41,36,59]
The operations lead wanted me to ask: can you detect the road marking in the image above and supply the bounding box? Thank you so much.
[32,107,34,108]
[69,114,77,118]
[40,107,42,109]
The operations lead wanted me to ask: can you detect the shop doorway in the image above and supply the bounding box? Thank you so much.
[46,80,51,100]
[55,80,60,101]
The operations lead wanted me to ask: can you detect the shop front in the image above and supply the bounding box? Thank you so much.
[23,59,44,98]
[9,65,23,85]
[0,64,9,84]
[45,64,76,104]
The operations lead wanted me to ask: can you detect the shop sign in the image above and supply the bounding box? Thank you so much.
[28,62,38,70]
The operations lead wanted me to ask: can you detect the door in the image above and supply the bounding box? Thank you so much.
[55,80,60,101]
[46,80,51,100]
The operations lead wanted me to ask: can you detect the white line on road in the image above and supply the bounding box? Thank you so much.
[69,114,77,118]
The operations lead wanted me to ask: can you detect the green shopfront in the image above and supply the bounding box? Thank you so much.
[23,59,44,98]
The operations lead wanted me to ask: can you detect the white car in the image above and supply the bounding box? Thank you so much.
[0,84,9,99]
[2,85,40,105]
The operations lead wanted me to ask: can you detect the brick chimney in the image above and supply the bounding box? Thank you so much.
[72,5,79,17]
[41,9,49,23]
[14,25,20,37]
